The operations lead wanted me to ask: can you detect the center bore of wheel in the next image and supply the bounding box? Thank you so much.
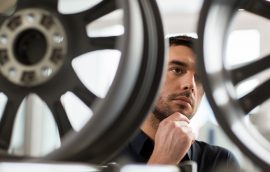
[14,29,47,65]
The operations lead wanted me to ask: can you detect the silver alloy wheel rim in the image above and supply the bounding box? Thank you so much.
[197,0,270,169]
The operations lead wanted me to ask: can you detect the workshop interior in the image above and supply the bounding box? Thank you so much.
[0,0,269,171]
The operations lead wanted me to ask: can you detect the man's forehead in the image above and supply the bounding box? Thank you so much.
[169,45,195,58]
[168,45,196,68]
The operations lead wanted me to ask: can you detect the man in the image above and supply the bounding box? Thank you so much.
[109,35,239,172]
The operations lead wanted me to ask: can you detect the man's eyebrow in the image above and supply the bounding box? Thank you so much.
[169,60,187,67]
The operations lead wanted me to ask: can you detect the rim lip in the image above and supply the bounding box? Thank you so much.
[197,0,270,169]
[42,0,165,163]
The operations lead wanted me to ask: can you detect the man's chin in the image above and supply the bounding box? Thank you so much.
[157,113,171,121]
[152,109,168,121]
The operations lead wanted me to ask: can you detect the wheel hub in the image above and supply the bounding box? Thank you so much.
[0,8,67,86]
[14,29,47,65]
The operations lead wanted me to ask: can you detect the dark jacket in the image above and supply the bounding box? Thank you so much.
[108,130,240,172]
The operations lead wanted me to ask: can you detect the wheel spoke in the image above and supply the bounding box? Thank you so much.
[62,0,120,58]
[81,0,117,24]
[70,70,100,107]
[72,86,100,109]
[240,0,270,19]
[89,36,119,50]
[62,5,120,56]
[69,36,119,59]
[16,0,58,10]
[230,54,270,85]
[239,79,270,114]
[0,97,23,150]
[44,98,74,138]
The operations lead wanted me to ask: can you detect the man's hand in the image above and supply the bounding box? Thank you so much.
[148,112,195,165]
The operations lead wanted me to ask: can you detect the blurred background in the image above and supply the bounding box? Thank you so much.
[1,0,270,171]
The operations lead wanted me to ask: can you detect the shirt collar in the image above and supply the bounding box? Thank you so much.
[130,130,150,156]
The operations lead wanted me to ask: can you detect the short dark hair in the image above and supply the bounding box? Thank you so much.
[169,35,197,51]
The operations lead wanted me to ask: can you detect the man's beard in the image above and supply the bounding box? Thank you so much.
[152,104,171,121]
[153,103,188,121]
[152,91,194,121]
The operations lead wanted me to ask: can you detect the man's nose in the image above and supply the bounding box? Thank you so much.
[181,73,195,91]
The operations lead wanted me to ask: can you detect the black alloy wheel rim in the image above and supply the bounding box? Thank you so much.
[0,0,165,163]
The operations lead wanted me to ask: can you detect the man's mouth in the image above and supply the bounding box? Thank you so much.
[173,96,192,106]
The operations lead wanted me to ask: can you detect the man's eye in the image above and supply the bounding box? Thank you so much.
[172,68,184,74]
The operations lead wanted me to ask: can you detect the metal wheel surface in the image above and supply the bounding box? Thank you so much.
[198,0,270,169]
[0,0,165,163]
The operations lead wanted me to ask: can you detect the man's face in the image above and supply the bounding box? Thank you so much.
[153,45,204,121]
